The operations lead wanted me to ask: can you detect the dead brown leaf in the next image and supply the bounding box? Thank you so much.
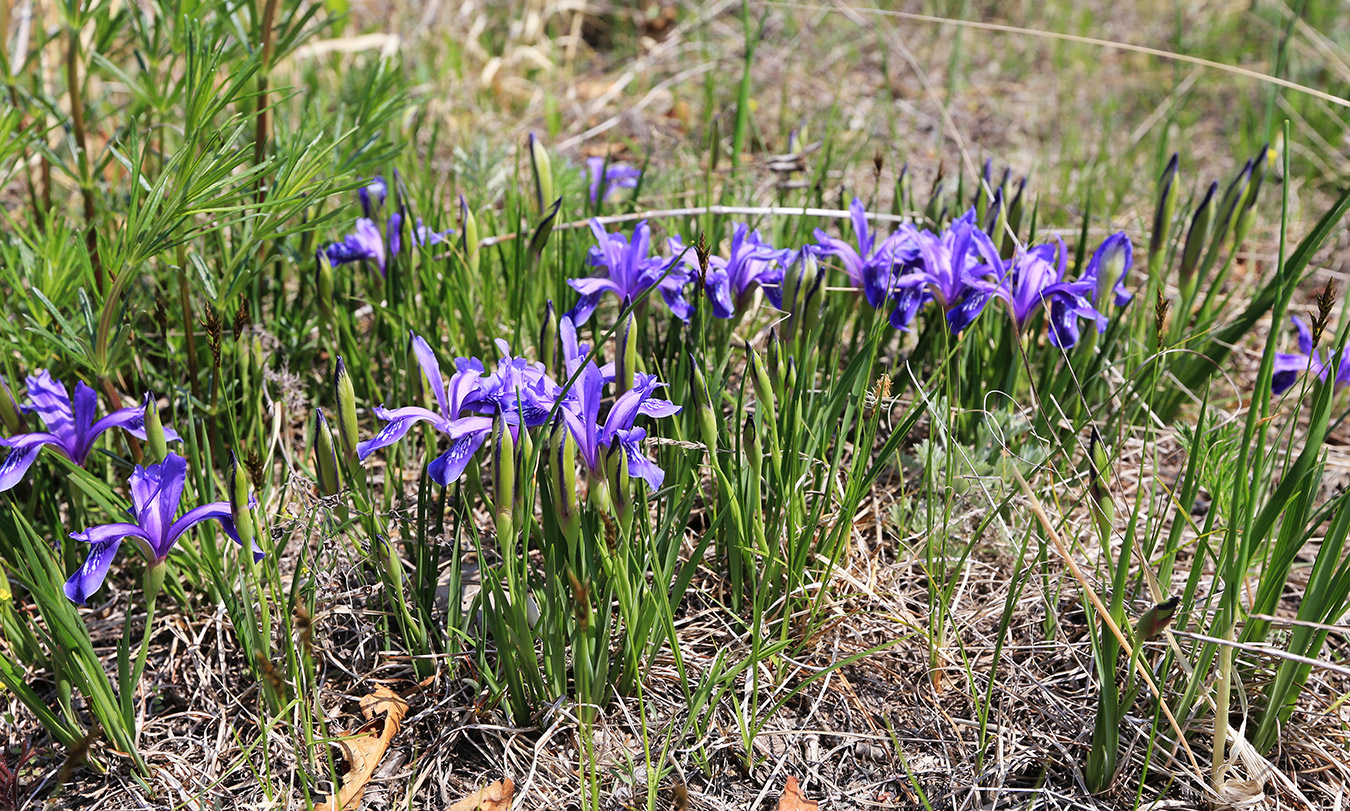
[315,685,410,811]
[777,776,818,811]
[447,778,515,811]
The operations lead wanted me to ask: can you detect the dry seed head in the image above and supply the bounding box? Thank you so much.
[202,308,223,368]
[233,297,251,339]
[1153,290,1170,347]
[1314,281,1337,347]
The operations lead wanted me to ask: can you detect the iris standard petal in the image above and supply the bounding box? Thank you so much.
[410,333,451,417]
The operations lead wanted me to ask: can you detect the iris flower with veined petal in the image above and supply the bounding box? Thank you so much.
[1273,316,1350,394]
[558,358,681,491]
[889,209,1002,333]
[468,340,561,429]
[962,236,1106,348]
[679,223,792,318]
[585,157,642,204]
[358,334,492,486]
[63,453,260,604]
[1081,231,1134,308]
[0,372,180,492]
[812,198,921,310]
[565,220,694,325]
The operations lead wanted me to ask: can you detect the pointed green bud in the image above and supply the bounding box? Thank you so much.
[550,421,580,541]
[781,250,822,341]
[689,354,712,413]
[785,357,798,395]
[766,330,783,401]
[1242,145,1268,214]
[143,393,167,463]
[0,377,23,435]
[539,300,559,379]
[528,132,554,218]
[459,195,480,275]
[334,356,359,462]
[606,441,632,534]
[1087,429,1114,538]
[314,410,341,497]
[1148,154,1179,271]
[317,252,335,320]
[616,310,637,396]
[228,451,256,553]
[689,354,719,457]
[1178,181,1216,302]
[743,415,761,473]
[1134,596,1181,642]
[492,417,516,538]
[748,347,775,418]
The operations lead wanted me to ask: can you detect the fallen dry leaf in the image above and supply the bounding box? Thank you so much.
[777,776,818,811]
[447,778,514,811]
[315,685,410,811]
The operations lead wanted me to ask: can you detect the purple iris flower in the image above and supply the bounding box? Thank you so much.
[0,372,180,492]
[565,220,694,325]
[324,218,387,273]
[63,453,260,604]
[812,198,921,309]
[1082,231,1134,308]
[1273,317,1350,394]
[585,157,642,204]
[558,357,681,491]
[469,340,561,429]
[360,175,387,217]
[685,224,792,318]
[966,236,1105,348]
[324,214,452,276]
[358,334,492,486]
[890,209,1002,333]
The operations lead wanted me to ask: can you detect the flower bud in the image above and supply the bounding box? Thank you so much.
[1134,595,1181,642]
[143,393,167,463]
[616,310,637,396]
[334,356,359,462]
[528,132,554,218]
[1093,233,1133,311]
[1178,181,1216,304]
[748,347,775,418]
[784,357,798,395]
[316,252,335,321]
[742,415,761,473]
[606,441,632,534]
[539,300,559,379]
[228,451,256,553]
[689,355,719,459]
[780,249,822,341]
[0,376,24,435]
[550,421,580,541]
[1148,154,1179,272]
[314,409,341,497]
[1087,429,1114,539]
[766,330,784,401]
[492,417,516,539]
[459,195,480,275]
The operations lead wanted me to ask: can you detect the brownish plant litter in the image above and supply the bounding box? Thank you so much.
[446,778,515,811]
[316,685,410,811]
[776,775,818,811]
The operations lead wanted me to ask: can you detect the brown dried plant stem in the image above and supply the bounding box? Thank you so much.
[253,0,279,203]
[1009,466,1209,788]
[65,14,102,293]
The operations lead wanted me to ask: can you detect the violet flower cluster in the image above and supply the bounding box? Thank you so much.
[358,322,679,492]
[0,371,260,604]
[563,199,1132,346]
[323,175,453,276]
